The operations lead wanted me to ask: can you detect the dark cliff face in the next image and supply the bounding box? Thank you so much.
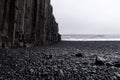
[0,0,61,47]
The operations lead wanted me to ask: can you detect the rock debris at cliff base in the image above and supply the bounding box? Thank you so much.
[0,41,120,80]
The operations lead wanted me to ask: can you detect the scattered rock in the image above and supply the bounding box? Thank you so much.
[82,68,87,71]
[75,53,83,57]
[30,68,34,73]
[42,53,53,59]
[0,76,3,80]
[25,43,31,48]
[46,54,53,59]
[114,62,120,68]
[114,72,120,78]
[113,76,117,80]
[105,61,114,67]
[94,56,105,65]
[19,42,24,47]
[82,62,89,65]
[93,65,97,68]
[0,42,120,80]
[59,69,64,77]
[41,73,48,78]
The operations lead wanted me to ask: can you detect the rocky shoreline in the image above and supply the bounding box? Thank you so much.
[0,41,120,80]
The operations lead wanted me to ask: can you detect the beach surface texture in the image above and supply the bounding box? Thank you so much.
[0,41,120,80]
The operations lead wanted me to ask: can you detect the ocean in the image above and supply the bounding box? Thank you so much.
[62,34,120,41]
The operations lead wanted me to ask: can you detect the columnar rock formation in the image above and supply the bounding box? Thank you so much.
[0,0,61,47]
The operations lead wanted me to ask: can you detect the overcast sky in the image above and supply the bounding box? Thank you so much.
[51,0,120,34]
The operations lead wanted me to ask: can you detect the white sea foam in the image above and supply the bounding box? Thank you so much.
[62,35,120,41]
[62,38,120,41]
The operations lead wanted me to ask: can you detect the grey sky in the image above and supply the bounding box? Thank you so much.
[51,0,120,34]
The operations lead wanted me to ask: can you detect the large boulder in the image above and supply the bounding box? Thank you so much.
[94,55,106,65]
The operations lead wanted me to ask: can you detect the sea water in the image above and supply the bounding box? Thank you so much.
[62,34,120,41]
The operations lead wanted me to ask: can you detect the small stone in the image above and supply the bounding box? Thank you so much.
[93,65,97,68]
[25,43,31,48]
[36,78,39,80]
[113,76,117,80]
[30,68,34,73]
[73,68,78,71]
[0,76,3,79]
[111,66,115,69]
[92,70,96,73]
[82,68,87,71]
[75,53,83,57]
[82,62,89,65]
[76,61,80,64]
[45,54,52,59]
[114,72,120,78]
[41,73,48,78]
[114,62,120,68]
[105,61,114,67]
[48,55,52,59]
[59,69,64,77]
[19,42,24,47]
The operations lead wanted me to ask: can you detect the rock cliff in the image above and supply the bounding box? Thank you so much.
[0,0,61,47]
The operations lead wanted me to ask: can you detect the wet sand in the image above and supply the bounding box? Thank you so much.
[0,41,120,80]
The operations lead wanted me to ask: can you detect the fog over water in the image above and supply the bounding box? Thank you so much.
[51,0,120,35]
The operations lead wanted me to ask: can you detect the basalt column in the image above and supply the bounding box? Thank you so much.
[0,0,61,47]
[35,0,46,45]
[7,0,16,46]
[31,0,37,43]
[31,0,47,45]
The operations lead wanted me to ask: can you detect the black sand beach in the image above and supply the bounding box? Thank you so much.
[0,41,120,80]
